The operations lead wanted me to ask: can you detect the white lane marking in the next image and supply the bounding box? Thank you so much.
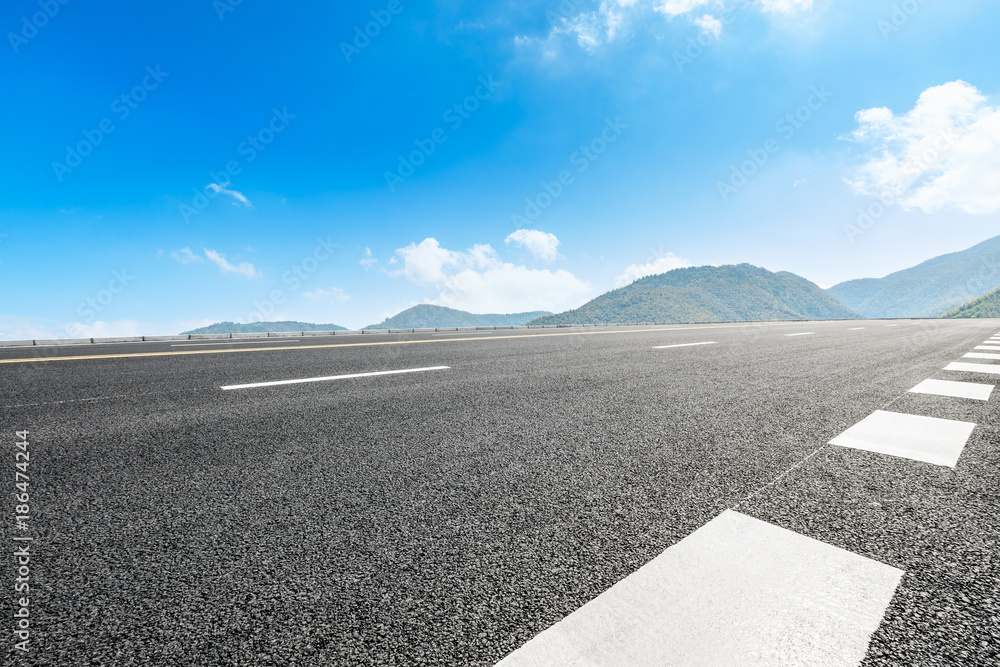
[653,341,717,349]
[784,332,815,337]
[496,510,902,667]
[909,379,994,401]
[885,324,898,327]
[433,330,508,336]
[171,338,302,347]
[221,366,450,391]
[830,410,976,468]
[947,362,1000,376]
[848,327,866,330]
[964,352,1000,360]
[975,346,1000,351]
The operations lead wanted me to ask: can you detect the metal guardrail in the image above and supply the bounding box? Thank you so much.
[0,318,922,348]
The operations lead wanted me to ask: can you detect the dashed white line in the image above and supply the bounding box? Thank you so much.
[172,339,302,347]
[220,366,450,390]
[975,346,1000,351]
[496,510,902,667]
[848,327,866,330]
[830,410,976,468]
[946,362,1000,376]
[653,341,717,349]
[909,379,994,401]
[785,332,815,337]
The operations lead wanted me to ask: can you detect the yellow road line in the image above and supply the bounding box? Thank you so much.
[0,322,802,364]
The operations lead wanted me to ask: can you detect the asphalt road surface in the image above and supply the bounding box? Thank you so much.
[2,319,999,665]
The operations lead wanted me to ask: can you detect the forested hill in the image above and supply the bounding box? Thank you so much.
[365,304,552,329]
[527,264,861,325]
[943,287,1000,318]
[827,235,1000,318]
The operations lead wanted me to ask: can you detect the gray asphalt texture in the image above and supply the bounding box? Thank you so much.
[2,319,999,665]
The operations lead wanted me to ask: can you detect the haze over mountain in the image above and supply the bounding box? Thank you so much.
[181,321,347,334]
[365,305,552,329]
[943,287,1000,318]
[528,264,860,325]
[827,235,1000,318]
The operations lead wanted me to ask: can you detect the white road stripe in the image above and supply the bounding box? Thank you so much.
[947,362,1000,376]
[653,341,717,349]
[848,327,866,330]
[830,410,976,468]
[909,379,994,401]
[785,332,814,337]
[171,338,302,347]
[964,352,1000,360]
[220,366,450,390]
[975,346,1000,351]
[497,510,902,667]
[885,324,898,327]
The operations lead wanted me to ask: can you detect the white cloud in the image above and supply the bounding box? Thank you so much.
[693,13,723,38]
[171,247,203,264]
[360,247,377,270]
[656,0,713,18]
[206,182,252,207]
[758,0,813,15]
[391,238,592,313]
[845,80,1000,215]
[614,252,691,287]
[303,287,350,303]
[505,229,561,262]
[203,248,259,278]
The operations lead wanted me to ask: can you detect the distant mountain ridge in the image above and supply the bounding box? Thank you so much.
[943,287,1000,318]
[181,321,347,334]
[365,304,552,329]
[528,264,860,325]
[827,235,1000,318]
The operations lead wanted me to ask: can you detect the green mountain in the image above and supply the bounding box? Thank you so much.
[827,235,1000,318]
[364,304,552,329]
[943,287,1000,318]
[528,264,860,325]
[181,321,346,334]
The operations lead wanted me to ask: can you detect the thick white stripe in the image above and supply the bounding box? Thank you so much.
[909,379,994,401]
[848,327,865,330]
[220,366,450,390]
[964,352,1000,360]
[830,410,976,467]
[947,362,1000,376]
[653,342,717,349]
[975,346,1000,351]
[497,510,902,667]
[784,332,814,337]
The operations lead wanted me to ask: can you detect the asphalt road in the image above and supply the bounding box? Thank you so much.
[2,319,999,665]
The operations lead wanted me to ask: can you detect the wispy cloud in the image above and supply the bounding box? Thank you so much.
[203,248,259,278]
[206,182,252,207]
[360,247,377,270]
[170,247,204,264]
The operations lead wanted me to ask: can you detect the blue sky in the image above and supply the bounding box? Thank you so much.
[2,0,999,335]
